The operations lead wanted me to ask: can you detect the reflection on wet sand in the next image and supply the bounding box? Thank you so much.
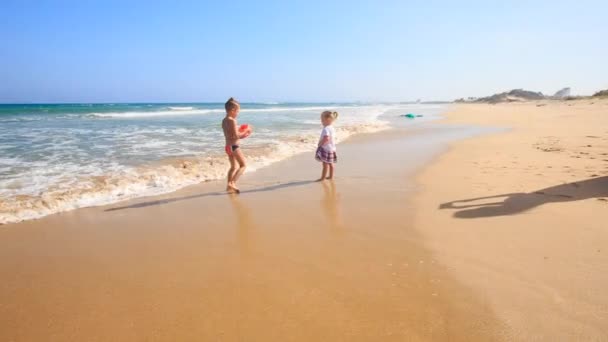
[228,194,254,258]
[321,181,343,234]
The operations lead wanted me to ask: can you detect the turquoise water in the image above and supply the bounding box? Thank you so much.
[0,103,446,224]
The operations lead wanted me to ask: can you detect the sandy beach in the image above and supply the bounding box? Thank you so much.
[3,1,606,340]
[415,100,608,340]
[1,100,607,341]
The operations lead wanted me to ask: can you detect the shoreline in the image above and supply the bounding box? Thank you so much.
[413,100,608,340]
[0,115,509,340]
[1,103,404,225]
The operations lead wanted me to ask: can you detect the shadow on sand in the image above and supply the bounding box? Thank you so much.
[439,176,608,219]
[105,180,315,212]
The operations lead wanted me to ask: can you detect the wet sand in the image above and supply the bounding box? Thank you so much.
[0,123,507,341]
[414,100,608,340]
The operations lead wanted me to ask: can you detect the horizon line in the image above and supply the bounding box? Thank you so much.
[0,100,452,105]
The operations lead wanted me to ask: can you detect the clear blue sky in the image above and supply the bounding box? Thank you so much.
[1,0,607,103]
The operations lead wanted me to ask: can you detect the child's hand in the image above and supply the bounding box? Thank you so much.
[240,127,252,139]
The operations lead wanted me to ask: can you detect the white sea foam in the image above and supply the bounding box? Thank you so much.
[87,106,344,119]
[168,106,195,110]
[88,109,223,118]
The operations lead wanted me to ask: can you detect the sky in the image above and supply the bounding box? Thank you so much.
[1,0,607,103]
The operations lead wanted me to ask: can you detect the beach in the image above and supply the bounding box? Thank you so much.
[415,100,608,340]
[1,100,607,340]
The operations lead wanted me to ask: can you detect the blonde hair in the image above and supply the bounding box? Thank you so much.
[224,97,240,112]
[321,110,339,120]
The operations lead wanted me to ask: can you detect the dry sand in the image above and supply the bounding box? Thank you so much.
[415,100,608,340]
[1,100,606,341]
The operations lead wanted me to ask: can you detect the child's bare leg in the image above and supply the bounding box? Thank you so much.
[226,155,238,191]
[317,163,328,181]
[231,149,247,193]
[327,163,334,180]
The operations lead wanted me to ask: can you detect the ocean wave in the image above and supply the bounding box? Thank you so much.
[88,109,223,118]
[168,106,195,111]
[0,116,46,123]
[86,106,347,119]
[245,106,337,113]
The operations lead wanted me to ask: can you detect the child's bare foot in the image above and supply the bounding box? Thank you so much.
[316,178,326,182]
[326,176,333,180]
[228,183,240,194]
[226,182,239,193]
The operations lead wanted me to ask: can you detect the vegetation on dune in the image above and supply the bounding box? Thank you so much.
[455,87,608,103]
[592,89,608,97]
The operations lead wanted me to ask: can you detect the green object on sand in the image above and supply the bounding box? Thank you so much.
[403,113,416,118]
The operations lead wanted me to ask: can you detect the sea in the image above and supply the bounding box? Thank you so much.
[0,102,447,224]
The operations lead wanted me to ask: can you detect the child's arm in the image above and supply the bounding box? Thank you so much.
[318,135,330,147]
